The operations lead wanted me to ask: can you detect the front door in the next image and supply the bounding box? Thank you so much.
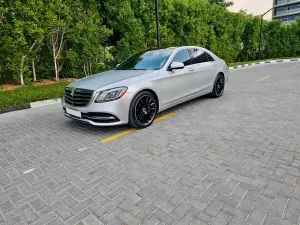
[162,48,195,106]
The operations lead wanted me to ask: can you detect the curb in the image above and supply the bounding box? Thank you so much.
[30,98,61,108]
[229,58,300,70]
[0,105,30,114]
[0,98,61,114]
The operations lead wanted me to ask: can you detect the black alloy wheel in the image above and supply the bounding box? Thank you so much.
[129,91,157,128]
[211,73,225,98]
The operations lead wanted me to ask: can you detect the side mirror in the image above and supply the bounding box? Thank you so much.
[169,62,184,70]
[115,64,120,69]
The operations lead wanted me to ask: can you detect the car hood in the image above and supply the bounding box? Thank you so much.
[68,70,157,91]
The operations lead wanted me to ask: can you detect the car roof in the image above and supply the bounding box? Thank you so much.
[145,46,220,59]
[176,46,205,50]
[152,46,207,51]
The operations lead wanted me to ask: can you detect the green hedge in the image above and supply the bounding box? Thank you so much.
[1,0,300,84]
[0,82,70,110]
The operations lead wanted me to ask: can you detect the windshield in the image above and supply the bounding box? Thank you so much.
[115,48,174,70]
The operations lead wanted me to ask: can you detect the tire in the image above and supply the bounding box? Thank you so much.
[210,73,225,98]
[128,91,158,129]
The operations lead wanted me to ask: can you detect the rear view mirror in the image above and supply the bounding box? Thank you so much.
[169,62,184,70]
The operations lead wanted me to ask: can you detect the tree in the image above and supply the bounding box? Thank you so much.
[237,15,261,61]
[264,20,285,59]
[1,0,45,85]
[46,0,71,81]
[65,0,112,77]
[208,0,233,7]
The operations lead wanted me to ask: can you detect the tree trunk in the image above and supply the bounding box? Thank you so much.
[89,59,92,75]
[83,63,87,76]
[32,60,36,82]
[87,62,90,76]
[19,56,26,85]
[54,57,59,81]
[52,40,59,81]
[104,46,106,60]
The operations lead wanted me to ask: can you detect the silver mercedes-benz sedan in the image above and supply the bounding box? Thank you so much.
[62,46,229,128]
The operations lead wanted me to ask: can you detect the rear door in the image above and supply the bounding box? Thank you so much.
[189,48,217,92]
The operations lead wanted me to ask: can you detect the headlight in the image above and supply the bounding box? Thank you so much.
[95,87,128,103]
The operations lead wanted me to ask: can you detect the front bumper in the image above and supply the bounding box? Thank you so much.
[62,92,134,126]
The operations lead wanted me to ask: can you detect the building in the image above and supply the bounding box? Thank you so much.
[273,0,300,24]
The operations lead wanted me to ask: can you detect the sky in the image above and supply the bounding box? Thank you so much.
[228,0,273,19]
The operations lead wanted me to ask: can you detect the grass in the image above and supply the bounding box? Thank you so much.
[0,82,70,110]
[228,56,300,67]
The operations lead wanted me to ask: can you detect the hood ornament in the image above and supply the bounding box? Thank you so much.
[71,88,75,97]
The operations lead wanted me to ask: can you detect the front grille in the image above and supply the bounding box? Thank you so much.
[64,88,94,107]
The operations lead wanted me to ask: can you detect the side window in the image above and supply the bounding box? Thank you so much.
[206,52,215,62]
[171,49,192,66]
[190,48,208,64]
[190,48,215,64]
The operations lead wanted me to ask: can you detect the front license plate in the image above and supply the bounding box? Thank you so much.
[66,108,81,118]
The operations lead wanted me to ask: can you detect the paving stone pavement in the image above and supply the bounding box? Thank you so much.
[0,62,300,225]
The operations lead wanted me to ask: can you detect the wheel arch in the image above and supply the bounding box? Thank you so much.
[128,88,160,128]
[131,88,160,112]
[218,71,225,78]
[215,71,225,84]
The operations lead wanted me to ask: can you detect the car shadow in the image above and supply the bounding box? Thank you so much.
[163,94,213,112]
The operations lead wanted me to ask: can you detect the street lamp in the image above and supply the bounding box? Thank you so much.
[259,7,274,59]
[155,0,160,47]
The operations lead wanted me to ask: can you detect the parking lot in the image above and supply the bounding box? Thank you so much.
[0,62,300,225]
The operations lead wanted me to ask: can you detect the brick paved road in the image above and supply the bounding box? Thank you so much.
[0,62,300,225]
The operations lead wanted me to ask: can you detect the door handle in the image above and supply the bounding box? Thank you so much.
[213,63,217,66]
[189,68,194,71]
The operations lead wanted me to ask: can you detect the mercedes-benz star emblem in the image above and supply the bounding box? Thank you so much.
[71,88,75,97]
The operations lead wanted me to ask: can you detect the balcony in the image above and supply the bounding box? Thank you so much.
[274,7,300,17]
[275,0,300,6]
